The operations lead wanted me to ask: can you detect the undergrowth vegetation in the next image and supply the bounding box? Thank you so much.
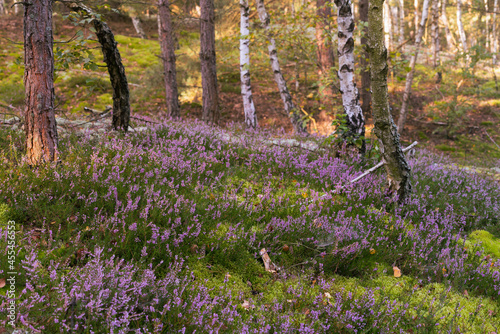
[0,120,499,333]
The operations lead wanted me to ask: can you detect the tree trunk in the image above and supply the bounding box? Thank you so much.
[158,0,181,118]
[368,0,412,203]
[383,1,392,51]
[398,0,405,45]
[397,0,431,132]
[256,0,306,134]
[335,0,366,152]
[0,0,5,15]
[359,0,371,116]
[132,16,146,39]
[15,1,20,15]
[315,0,335,134]
[492,0,499,91]
[239,0,257,128]
[431,0,441,82]
[68,3,130,131]
[456,0,468,60]
[413,0,419,38]
[200,0,219,124]
[441,0,455,49]
[24,0,58,165]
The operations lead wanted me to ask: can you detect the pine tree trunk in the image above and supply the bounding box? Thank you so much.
[239,0,257,128]
[335,0,366,152]
[200,0,219,124]
[359,0,371,116]
[24,0,58,165]
[158,0,181,118]
[368,0,412,203]
[441,0,455,49]
[315,0,335,134]
[397,0,431,132]
[431,0,441,82]
[256,0,306,134]
[132,16,146,39]
[456,0,468,60]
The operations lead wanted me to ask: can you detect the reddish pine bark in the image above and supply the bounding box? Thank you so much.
[24,0,58,165]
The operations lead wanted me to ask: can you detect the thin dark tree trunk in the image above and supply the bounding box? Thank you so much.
[200,0,219,124]
[368,0,412,203]
[68,3,130,131]
[158,0,181,118]
[359,0,371,116]
[24,0,58,165]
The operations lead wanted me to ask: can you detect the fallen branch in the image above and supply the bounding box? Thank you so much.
[130,116,160,125]
[347,141,419,185]
[483,128,500,151]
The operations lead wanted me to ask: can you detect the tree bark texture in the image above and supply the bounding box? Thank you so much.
[397,0,430,132]
[398,0,405,45]
[441,0,455,49]
[493,0,498,65]
[158,0,181,118]
[431,0,441,82]
[94,20,131,131]
[24,0,59,165]
[256,0,306,134]
[359,0,371,116]
[132,16,146,39]
[456,0,468,58]
[239,0,257,128]
[68,3,130,131]
[383,1,392,51]
[315,0,335,134]
[335,0,366,152]
[200,0,219,125]
[368,0,412,203]
[0,0,5,15]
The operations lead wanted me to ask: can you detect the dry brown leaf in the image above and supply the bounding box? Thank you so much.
[393,266,402,278]
[241,300,252,310]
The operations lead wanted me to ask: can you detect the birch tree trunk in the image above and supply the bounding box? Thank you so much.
[24,0,58,165]
[492,0,498,91]
[335,0,366,152]
[256,0,306,134]
[239,0,257,128]
[0,0,5,15]
[158,0,181,118]
[441,0,455,49]
[484,0,490,51]
[397,0,431,132]
[456,0,468,60]
[383,1,393,51]
[316,0,335,134]
[368,0,412,203]
[398,0,405,45]
[414,0,419,38]
[431,0,441,82]
[200,0,219,124]
[132,16,146,39]
[391,5,399,46]
[359,0,371,116]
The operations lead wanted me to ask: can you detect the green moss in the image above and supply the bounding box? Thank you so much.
[435,144,456,152]
[480,121,494,126]
[417,131,429,141]
[468,230,500,258]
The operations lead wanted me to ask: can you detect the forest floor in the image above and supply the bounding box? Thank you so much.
[1,14,499,166]
[1,12,500,334]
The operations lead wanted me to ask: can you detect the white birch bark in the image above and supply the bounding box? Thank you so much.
[391,5,399,46]
[335,0,366,152]
[398,0,405,45]
[456,0,468,60]
[383,1,393,51]
[441,0,455,49]
[256,0,306,134]
[493,0,498,65]
[132,16,146,39]
[240,0,257,128]
[431,0,441,82]
[397,0,431,132]
[414,0,419,35]
[484,0,490,51]
[0,0,5,15]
